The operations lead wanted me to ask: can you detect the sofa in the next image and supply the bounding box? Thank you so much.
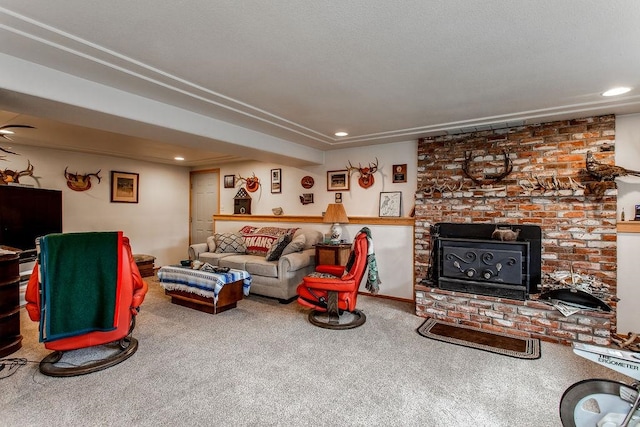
[188,226,323,302]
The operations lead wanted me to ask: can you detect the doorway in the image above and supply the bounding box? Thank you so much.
[190,169,219,245]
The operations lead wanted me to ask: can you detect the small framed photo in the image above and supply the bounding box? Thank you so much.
[271,168,281,194]
[300,193,314,205]
[379,191,402,217]
[335,192,342,203]
[327,170,349,191]
[224,175,235,188]
[392,164,407,183]
[111,171,139,203]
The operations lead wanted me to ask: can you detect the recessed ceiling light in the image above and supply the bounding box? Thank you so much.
[174,156,185,161]
[335,131,348,137]
[602,87,631,97]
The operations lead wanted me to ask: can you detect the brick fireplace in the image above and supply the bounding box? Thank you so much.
[414,115,616,345]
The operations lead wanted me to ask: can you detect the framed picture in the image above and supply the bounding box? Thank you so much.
[300,193,314,205]
[379,191,401,217]
[271,168,281,193]
[327,170,349,191]
[111,171,139,203]
[335,192,342,203]
[224,175,235,188]
[392,164,407,183]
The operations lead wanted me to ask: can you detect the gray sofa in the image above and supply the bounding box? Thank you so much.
[188,228,323,302]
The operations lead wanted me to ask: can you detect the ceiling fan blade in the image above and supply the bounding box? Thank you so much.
[0,124,35,131]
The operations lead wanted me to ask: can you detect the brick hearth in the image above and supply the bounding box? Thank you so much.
[414,115,617,345]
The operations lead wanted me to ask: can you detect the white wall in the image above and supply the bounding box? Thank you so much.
[213,219,415,300]
[5,140,416,300]
[216,140,417,217]
[615,113,640,333]
[2,145,190,266]
[207,140,418,300]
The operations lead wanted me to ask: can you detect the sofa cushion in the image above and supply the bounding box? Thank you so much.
[265,234,292,261]
[198,252,234,266]
[293,229,323,249]
[218,254,279,277]
[206,236,216,252]
[214,233,247,253]
[244,258,279,278]
[281,233,306,256]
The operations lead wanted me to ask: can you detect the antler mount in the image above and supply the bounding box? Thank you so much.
[462,150,513,186]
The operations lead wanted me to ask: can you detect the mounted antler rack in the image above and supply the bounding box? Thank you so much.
[346,157,379,188]
[236,173,260,193]
[462,149,513,186]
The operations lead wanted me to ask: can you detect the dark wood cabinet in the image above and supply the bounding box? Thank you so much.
[315,243,351,266]
[0,246,22,357]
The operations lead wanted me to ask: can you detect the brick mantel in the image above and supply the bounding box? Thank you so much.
[414,115,617,345]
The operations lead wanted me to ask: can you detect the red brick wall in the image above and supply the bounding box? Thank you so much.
[414,115,616,345]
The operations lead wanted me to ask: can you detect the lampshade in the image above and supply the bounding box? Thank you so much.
[323,203,349,224]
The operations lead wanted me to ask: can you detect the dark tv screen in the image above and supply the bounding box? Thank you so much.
[0,185,63,253]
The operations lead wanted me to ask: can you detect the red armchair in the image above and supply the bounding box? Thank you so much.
[26,231,148,376]
[297,231,369,329]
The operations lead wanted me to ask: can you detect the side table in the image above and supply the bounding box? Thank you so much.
[315,243,351,266]
[133,254,156,278]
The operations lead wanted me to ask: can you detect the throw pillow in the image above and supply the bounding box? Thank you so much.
[281,233,306,256]
[214,233,247,253]
[265,234,292,261]
[206,236,216,252]
[242,232,279,256]
[241,227,298,256]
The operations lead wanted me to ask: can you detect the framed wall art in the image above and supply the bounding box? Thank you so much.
[335,192,342,203]
[300,193,314,205]
[379,191,401,217]
[392,164,407,183]
[327,170,349,191]
[224,175,235,188]
[111,171,139,203]
[271,168,282,193]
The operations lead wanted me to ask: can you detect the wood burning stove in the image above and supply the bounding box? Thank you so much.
[428,223,541,300]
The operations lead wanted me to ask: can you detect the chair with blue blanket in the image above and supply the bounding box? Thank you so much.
[25,231,148,377]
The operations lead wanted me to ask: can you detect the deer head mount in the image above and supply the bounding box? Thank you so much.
[0,160,34,184]
[347,157,379,189]
[64,167,102,191]
[236,173,260,192]
[462,150,513,187]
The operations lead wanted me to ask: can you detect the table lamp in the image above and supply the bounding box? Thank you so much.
[323,203,349,243]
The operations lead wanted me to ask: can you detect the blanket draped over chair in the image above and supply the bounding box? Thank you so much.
[38,232,122,342]
[344,227,381,294]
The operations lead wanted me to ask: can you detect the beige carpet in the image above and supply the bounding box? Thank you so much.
[1,277,627,426]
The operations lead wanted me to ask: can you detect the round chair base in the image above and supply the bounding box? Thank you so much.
[39,337,139,377]
[308,309,366,330]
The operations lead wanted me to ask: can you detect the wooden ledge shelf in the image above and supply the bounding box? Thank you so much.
[617,221,640,233]
[213,214,414,226]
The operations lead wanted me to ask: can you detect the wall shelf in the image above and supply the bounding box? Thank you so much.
[213,214,414,226]
[617,221,640,233]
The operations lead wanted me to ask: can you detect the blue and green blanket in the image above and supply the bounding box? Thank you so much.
[39,232,122,342]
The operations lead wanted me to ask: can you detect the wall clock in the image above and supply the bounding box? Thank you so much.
[301,176,314,189]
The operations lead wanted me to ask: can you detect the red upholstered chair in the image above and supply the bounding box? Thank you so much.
[25,231,148,376]
[297,231,369,329]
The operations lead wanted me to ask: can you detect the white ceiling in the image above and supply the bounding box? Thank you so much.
[1,1,639,166]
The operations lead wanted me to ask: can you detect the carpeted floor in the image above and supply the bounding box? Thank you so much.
[1,277,627,426]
